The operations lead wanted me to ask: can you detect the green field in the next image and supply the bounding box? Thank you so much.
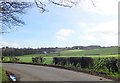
[60,47,118,56]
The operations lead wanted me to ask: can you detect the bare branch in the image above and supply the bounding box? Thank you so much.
[91,0,96,7]
[0,2,32,31]
[49,0,72,8]
[34,0,47,13]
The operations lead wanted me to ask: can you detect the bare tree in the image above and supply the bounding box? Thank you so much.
[34,0,95,12]
[34,0,82,12]
[0,1,32,31]
[0,0,95,31]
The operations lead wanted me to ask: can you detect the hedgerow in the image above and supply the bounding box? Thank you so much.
[53,57,119,73]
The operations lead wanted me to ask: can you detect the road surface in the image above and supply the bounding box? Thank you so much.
[2,63,112,81]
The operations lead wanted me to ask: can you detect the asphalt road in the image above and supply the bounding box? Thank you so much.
[2,63,112,81]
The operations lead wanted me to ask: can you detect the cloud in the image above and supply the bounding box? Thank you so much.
[0,40,21,48]
[56,28,75,40]
[79,0,119,16]
[78,20,118,45]
[78,22,94,28]
[79,22,87,27]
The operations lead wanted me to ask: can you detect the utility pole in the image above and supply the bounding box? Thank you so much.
[0,31,10,60]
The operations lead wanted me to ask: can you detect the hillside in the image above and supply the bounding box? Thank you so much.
[60,47,118,56]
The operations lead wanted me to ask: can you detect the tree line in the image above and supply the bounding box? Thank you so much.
[2,46,118,56]
[2,46,66,56]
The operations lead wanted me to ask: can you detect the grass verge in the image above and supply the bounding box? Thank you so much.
[0,67,9,83]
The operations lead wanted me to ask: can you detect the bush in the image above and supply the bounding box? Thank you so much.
[53,57,93,68]
[53,57,119,73]
[93,57,119,73]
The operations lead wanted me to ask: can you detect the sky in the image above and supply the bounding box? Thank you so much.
[0,0,119,48]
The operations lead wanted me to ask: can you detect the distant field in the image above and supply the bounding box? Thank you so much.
[60,47,118,56]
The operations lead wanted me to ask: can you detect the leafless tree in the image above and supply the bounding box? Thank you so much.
[0,1,32,31]
[0,0,95,32]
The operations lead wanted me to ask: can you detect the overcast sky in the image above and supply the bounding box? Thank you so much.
[0,0,119,48]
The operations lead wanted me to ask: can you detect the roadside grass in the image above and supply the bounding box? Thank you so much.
[0,67,9,82]
[106,71,120,80]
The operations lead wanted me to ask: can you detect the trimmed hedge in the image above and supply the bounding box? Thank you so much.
[53,57,93,68]
[53,57,119,73]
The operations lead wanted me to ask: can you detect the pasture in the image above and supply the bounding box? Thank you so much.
[60,47,118,56]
